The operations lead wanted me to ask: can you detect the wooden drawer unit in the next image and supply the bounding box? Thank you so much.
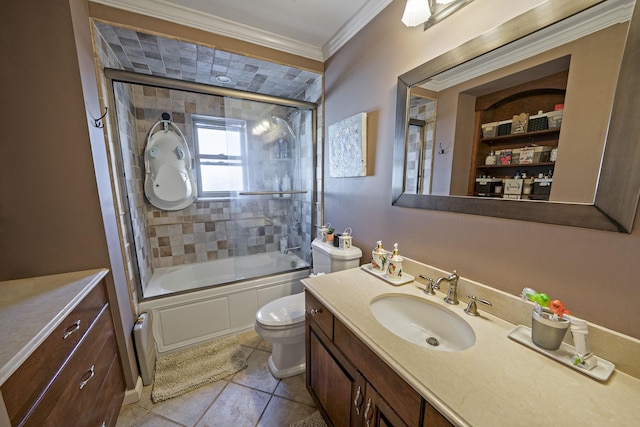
[88,354,125,427]
[1,278,124,427]
[23,305,118,426]
[305,292,333,340]
[334,319,422,427]
[2,282,107,425]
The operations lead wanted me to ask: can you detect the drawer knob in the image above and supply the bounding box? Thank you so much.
[79,365,95,390]
[63,320,81,339]
[310,308,322,316]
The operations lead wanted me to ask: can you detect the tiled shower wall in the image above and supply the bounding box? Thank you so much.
[93,22,320,297]
[130,86,314,269]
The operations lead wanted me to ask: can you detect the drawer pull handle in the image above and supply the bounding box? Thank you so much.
[79,365,95,390]
[310,308,322,316]
[354,385,363,415]
[364,398,372,426]
[63,320,81,339]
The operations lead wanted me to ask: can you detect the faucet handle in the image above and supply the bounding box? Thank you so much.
[419,275,439,295]
[464,295,492,316]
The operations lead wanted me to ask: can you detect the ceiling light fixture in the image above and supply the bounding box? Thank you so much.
[402,0,432,27]
[216,75,232,83]
[402,0,475,29]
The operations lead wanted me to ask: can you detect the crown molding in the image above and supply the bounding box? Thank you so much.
[422,0,633,91]
[322,0,394,59]
[94,0,393,62]
[93,0,324,60]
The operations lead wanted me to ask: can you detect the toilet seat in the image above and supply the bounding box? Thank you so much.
[256,292,305,327]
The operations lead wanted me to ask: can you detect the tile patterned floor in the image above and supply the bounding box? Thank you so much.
[116,331,317,427]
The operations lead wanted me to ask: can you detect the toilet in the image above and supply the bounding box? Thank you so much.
[255,239,362,378]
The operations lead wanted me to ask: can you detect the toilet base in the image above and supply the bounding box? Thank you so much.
[267,356,305,379]
[266,340,306,379]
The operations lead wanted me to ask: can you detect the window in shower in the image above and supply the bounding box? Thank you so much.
[193,115,248,197]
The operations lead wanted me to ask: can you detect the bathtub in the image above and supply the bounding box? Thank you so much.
[144,252,308,298]
[139,252,309,353]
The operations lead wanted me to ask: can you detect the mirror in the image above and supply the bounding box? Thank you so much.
[392,0,640,232]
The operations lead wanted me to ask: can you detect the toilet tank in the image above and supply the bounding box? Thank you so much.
[311,239,362,274]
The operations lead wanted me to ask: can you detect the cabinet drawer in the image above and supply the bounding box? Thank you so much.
[334,319,422,427]
[2,280,108,425]
[88,353,125,427]
[305,292,333,340]
[23,304,118,427]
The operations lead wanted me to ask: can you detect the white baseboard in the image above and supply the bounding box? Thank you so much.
[122,376,143,405]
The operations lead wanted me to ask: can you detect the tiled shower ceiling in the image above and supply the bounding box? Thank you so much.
[94,22,322,101]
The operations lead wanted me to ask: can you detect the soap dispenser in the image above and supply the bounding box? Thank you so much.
[371,241,387,272]
[387,243,403,281]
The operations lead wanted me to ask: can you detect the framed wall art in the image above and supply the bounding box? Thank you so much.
[328,112,367,177]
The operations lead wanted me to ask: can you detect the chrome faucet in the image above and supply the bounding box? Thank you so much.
[284,246,301,254]
[435,270,459,305]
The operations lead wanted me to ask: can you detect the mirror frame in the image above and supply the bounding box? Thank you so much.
[392,0,640,233]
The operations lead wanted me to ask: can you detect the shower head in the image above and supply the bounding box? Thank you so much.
[252,115,296,143]
[270,116,296,139]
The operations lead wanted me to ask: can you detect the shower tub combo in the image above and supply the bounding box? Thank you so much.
[105,67,318,356]
[139,252,308,353]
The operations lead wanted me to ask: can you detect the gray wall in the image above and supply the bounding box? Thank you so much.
[323,0,640,339]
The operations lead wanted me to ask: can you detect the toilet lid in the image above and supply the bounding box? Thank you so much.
[256,292,305,327]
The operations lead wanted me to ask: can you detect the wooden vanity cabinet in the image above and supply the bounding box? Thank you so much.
[1,278,124,427]
[306,291,363,427]
[305,292,453,427]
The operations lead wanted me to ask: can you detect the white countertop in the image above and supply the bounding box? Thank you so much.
[0,269,109,385]
[303,268,640,427]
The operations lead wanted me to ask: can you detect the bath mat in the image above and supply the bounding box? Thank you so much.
[289,411,327,427]
[151,336,247,403]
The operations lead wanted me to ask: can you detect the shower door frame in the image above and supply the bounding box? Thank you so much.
[103,68,319,303]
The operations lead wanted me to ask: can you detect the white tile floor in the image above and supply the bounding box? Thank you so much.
[116,331,317,427]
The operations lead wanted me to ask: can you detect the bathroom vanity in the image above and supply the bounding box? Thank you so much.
[0,269,124,427]
[306,291,450,426]
[303,266,640,427]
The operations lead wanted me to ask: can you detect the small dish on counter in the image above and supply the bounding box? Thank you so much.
[508,325,615,381]
[360,263,415,286]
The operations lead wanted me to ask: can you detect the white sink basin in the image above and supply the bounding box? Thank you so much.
[370,294,476,352]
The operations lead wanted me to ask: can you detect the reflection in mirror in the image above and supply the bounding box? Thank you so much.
[405,89,436,194]
[392,0,640,232]
[406,5,628,202]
